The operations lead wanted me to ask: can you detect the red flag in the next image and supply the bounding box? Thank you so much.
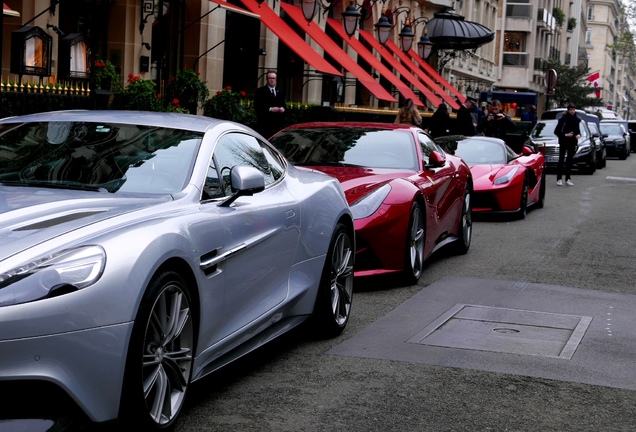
[587,71,601,98]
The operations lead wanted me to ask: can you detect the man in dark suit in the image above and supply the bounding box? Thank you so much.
[254,70,286,139]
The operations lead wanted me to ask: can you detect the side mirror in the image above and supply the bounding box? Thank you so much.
[521,146,533,156]
[219,165,266,207]
[426,150,446,169]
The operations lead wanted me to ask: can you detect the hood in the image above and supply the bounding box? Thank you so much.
[468,164,507,184]
[0,186,171,261]
[300,166,411,203]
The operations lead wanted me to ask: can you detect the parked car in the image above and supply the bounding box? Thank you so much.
[599,120,631,159]
[530,119,597,174]
[586,121,608,168]
[0,110,355,429]
[269,122,473,285]
[436,135,545,219]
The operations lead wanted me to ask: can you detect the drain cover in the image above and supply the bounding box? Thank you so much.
[407,304,592,359]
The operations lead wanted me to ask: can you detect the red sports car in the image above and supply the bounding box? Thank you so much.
[270,122,473,284]
[436,135,545,219]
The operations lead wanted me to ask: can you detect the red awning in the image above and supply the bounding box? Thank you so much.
[3,2,19,16]
[239,0,341,76]
[384,40,460,110]
[280,3,395,103]
[358,30,442,108]
[408,49,466,103]
[208,0,259,18]
[327,18,422,106]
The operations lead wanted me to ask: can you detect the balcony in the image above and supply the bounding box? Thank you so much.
[506,4,532,18]
[534,57,548,72]
[503,52,528,67]
[537,8,557,33]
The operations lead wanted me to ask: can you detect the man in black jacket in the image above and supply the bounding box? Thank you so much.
[554,103,581,186]
[254,70,286,139]
[476,99,516,140]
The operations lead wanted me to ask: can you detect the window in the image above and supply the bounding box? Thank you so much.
[418,133,444,165]
[587,6,593,20]
[585,29,592,45]
[204,133,281,199]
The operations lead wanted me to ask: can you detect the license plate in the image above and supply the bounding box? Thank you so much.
[546,157,559,163]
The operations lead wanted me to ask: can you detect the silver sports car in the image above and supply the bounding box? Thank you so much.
[0,111,354,429]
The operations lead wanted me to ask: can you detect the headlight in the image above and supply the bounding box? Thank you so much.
[494,167,518,185]
[575,144,591,155]
[0,245,106,307]
[350,184,391,220]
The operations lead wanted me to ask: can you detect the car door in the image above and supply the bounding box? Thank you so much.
[198,132,300,349]
[415,132,457,235]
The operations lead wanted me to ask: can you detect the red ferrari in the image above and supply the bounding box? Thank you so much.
[270,122,473,284]
[436,135,546,219]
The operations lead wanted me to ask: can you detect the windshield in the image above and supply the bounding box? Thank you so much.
[0,121,203,194]
[270,128,419,170]
[451,138,514,165]
[600,124,623,135]
[532,120,588,139]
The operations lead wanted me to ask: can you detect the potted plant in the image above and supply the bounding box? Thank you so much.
[111,73,162,111]
[164,69,209,114]
[92,59,121,92]
[203,86,255,127]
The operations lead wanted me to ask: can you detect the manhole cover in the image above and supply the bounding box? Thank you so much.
[407,304,592,359]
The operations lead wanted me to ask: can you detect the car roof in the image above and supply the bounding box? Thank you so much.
[0,110,225,133]
[280,121,418,131]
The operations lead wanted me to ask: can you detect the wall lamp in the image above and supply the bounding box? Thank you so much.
[299,0,339,23]
[374,5,410,46]
[409,16,433,59]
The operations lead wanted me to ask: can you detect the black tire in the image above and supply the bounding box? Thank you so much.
[402,201,425,285]
[312,222,354,338]
[452,186,472,254]
[120,271,194,430]
[516,178,528,219]
[536,170,546,209]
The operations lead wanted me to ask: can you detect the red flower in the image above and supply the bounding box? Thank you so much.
[172,98,180,105]
[240,91,246,97]
[217,90,222,95]
[170,77,175,82]
[128,73,134,79]
[157,93,162,99]
[197,72,201,76]
[225,86,232,91]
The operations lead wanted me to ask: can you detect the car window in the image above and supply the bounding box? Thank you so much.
[206,133,276,198]
[418,132,443,165]
[454,138,507,165]
[531,121,557,138]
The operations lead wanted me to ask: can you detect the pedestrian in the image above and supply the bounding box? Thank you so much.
[429,103,451,138]
[476,99,516,140]
[455,96,478,136]
[480,101,489,118]
[254,70,286,139]
[521,105,538,125]
[554,103,581,186]
[394,98,423,127]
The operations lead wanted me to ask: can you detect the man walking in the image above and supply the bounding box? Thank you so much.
[554,104,581,186]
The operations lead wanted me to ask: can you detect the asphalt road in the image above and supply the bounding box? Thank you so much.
[6,154,636,432]
[169,155,636,432]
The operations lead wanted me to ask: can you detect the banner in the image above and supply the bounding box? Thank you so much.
[587,71,601,98]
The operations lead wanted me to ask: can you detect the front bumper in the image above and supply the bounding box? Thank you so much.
[0,322,133,423]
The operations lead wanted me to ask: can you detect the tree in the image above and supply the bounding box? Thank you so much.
[547,60,602,108]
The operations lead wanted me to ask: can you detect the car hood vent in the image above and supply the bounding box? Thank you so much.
[13,211,107,231]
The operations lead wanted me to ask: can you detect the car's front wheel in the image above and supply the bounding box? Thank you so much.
[516,178,529,219]
[402,201,425,285]
[453,187,472,254]
[312,222,354,338]
[120,271,194,430]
